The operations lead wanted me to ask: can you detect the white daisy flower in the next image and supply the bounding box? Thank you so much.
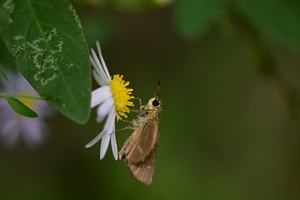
[0,70,54,150]
[86,41,134,160]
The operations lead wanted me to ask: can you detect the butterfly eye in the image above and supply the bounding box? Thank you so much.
[152,99,160,107]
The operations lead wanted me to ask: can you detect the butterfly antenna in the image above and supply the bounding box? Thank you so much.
[157,81,160,97]
[134,81,155,97]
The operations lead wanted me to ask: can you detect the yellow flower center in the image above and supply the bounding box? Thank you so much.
[19,90,37,110]
[109,74,134,120]
[20,98,35,109]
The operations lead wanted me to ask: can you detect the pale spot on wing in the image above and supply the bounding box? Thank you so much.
[137,145,143,154]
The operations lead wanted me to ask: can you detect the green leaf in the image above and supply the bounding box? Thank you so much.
[235,0,300,51]
[174,0,225,39]
[0,0,91,124]
[5,97,38,118]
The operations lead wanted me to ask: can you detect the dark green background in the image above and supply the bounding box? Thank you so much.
[1,1,300,200]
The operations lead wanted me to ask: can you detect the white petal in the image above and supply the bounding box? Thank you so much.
[96,112,107,124]
[111,130,118,160]
[90,48,111,84]
[85,107,116,148]
[100,133,110,160]
[91,86,112,108]
[85,128,106,148]
[96,98,114,123]
[90,53,110,85]
[96,41,111,79]
[100,108,116,159]
[104,105,116,129]
[92,70,107,87]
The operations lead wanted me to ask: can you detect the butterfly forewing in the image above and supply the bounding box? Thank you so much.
[126,125,160,185]
[125,120,159,163]
[119,133,134,160]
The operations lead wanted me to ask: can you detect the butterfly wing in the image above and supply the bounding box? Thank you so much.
[125,120,159,163]
[126,124,160,185]
[119,132,134,160]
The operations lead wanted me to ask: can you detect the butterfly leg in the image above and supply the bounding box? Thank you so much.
[109,126,136,136]
[134,97,142,108]
[119,119,132,123]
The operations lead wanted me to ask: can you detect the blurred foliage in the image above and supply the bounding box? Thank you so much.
[73,0,173,12]
[0,0,91,124]
[0,62,7,80]
[174,0,226,39]
[235,0,300,51]
[78,10,115,47]
[175,0,300,118]
[1,0,300,200]
[3,96,38,118]
[0,40,15,69]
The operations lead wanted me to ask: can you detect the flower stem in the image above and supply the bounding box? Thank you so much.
[0,93,47,100]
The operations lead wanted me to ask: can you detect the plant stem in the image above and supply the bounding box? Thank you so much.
[0,93,47,100]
